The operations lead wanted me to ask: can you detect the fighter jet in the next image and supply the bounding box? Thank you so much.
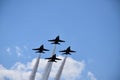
[45,54,61,62]
[32,44,49,53]
[59,46,76,55]
[48,36,65,44]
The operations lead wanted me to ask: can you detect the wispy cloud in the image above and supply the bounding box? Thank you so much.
[88,71,97,80]
[0,56,85,80]
[23,45,28,50]
[5,45,28,57]
[15,46,22,57]
[6,47,11,55]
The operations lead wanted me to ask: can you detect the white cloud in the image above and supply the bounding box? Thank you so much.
[23,45,28,50]
[5,46,28,57]
[6,48,11,54]
[88,71,97,80]
[15,46,22,56]
[50,56,85,80]
[0,56,85,80]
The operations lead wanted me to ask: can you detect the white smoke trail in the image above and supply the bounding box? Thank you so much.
[54,56,67,80]
[42,62,53,80]
[41,45,56,80]
[29,53,41,80]
[51,45,56,55]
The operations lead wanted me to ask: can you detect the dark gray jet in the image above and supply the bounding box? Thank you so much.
[45,54,61,62]
[48,36,65,44]
[59,46,76,55]
[32,44,49,53]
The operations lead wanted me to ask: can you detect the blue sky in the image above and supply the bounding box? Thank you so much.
[0,0,120,80]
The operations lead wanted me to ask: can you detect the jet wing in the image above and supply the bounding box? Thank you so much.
[32,48,39,50]
[45,57,52,59]
[55,58,62,60]
[59,50,66,52]
[48,40,55,41]
[43,49,49,51]
[48,60,57,62]
[70,50,76,52]
[59,40,65,42]
[62,53,71,55]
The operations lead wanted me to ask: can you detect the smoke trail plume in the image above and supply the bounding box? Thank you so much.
[41,45,56,80]
[41,62,53,80]
[29,54,41,80]
[54,56,67,80]
[51,45,56,55]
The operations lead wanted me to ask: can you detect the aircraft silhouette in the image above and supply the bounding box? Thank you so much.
[32,44,49,53]
[59,46,76,55]
[48,36,65,44]
[45,54,61,62]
